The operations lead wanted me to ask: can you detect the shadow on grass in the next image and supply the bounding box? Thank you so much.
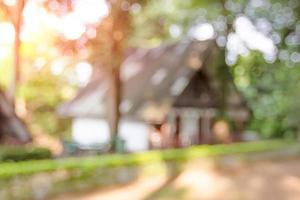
[141,159,188,200]
[143,185,189,200]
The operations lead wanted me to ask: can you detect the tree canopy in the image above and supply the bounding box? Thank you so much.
[130,0,300,138]
[0,0,299,139]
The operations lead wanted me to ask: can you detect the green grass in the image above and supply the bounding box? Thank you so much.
[0,139,296,179]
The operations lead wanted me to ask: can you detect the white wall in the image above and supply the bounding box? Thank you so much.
[72,118,149,152]
[119,121,149,152]
[72,118,110,147]
[180,116,199,146]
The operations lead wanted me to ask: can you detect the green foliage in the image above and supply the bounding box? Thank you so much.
[1,0,299,141]
[0,59,12,88]
[0,147,52,162]
[232,52,300,138]
[18,69,73,137]
[132,0,300,139]
[0,140,294,178]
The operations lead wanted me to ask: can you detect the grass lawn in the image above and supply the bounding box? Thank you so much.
[0,139,296,178]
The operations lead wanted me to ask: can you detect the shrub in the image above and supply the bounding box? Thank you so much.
[0,147,52,162]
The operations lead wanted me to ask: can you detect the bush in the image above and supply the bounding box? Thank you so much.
[0,147,52,162]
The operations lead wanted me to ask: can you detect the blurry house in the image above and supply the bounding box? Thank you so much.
[58,39,250,152]
[0,91,31,144]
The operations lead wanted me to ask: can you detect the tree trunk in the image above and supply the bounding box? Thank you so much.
[108,68,121,152]
[7,0,25,107]
[104,0,129,152]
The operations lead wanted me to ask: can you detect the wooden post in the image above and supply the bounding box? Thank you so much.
[201,109,215,144]
[204,117,211,144]
[198,116,203,144]
[174,115,181,148]
[234,120,244,141]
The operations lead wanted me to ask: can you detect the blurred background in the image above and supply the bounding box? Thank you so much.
[0,0,300,199]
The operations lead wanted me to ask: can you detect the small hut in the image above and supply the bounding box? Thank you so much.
[0,91,31,144]
[58,39,250,152]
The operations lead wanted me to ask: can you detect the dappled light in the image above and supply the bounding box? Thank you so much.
[0,0,300,199]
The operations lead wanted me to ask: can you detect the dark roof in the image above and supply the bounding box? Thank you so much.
[58,39,250,122]
[0,91,31,144]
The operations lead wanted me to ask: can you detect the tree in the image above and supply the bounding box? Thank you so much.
[130,0,300,138]
[0,0,26,106]
[45,0,134,151]
[101,0,130,151]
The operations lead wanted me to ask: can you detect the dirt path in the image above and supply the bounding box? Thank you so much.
[52,174,168,200]
[52,158,300,200]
